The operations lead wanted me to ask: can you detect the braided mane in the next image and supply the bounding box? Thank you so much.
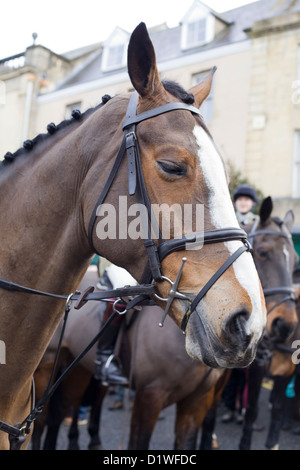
[1,81,195,169]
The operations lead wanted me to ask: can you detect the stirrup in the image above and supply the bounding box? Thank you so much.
[94,354,128,387]
[102,353,115,386]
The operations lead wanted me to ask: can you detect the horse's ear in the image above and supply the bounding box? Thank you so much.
[283,210,294,232]
[259,196,273,224]
[188,67,217,108]
[127,22,164,98]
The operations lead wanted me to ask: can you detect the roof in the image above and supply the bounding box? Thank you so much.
[57,0,300,90]
[223,0,300,39]
[62,42,102,61]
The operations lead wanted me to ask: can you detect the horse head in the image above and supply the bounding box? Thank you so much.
[247,196,298,346]
[87,23,266,368]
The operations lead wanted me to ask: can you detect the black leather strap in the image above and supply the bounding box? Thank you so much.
[181,245,249,331]
[158,227,248,261]
[264,287,295,297]
[122,99,202,129]
[126,131,137,195]
[0,277,155,303]
[87,133,127,252]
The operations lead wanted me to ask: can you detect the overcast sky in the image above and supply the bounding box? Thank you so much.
[0,0,258,59]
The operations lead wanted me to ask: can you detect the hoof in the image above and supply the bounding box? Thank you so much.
[268,443,279,450]
[88,443,105,450]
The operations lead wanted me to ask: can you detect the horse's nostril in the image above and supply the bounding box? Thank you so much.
[225,310,252,347]
[271,317,294,342]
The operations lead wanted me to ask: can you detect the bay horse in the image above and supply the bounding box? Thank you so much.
[0,22,266,449]
[31,265,230,450]
[239,197,299,450]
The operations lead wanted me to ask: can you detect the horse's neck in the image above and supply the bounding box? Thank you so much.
[0,129,92,282]
[0,129,93,395]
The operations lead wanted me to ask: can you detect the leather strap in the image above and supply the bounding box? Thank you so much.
[122,99,202,129]
[0,277,155,305]
[158,227,248,261]
[126,132,137,195]
[87,133,127,252]
[181,245,249,331]
[264,287,295,297]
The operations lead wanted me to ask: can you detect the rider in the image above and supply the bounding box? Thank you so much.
[221,184,259,424]
[94,260,137,387]
[233,184,258,226]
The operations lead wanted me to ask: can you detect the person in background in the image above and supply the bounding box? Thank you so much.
[94,260,137,387]
[233,184,258,226]
[221,184,259,425]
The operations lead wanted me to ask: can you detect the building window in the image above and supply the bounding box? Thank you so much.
[105,44,125,70]
[181,13,214,50]
[101,28,128,72]
[186,18,207,46]
[65,102,82,120]
[192,71,214,122]
[293,131,300,198]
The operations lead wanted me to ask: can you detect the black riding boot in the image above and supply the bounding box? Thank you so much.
[94,307,128,387]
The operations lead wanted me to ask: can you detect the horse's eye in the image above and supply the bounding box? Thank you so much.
[157,160,187,176]
[256,248,268,259]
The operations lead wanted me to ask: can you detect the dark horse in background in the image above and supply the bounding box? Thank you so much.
[239,197,299,450]
[31,266,229,450]
[0,22,266,449]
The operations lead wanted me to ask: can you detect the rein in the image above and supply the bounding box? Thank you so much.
[5,299,124,450]
[0,91,252,448]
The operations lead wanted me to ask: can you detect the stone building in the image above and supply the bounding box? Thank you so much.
[0,0,299,234]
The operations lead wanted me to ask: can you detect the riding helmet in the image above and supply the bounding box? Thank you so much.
[233,184,257,204]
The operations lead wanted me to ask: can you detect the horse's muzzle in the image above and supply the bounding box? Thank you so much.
[185,306,258,368]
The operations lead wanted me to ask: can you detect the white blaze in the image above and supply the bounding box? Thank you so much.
[193,124,264,336]
[283,245,290,274]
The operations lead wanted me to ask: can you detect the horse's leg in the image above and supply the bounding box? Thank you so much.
[174,402,198,450]
[200,406,217,450]
[43,394,67,450]
[200,370,230,450]
[43,422,64,450]
[294,368,300,420]
[31,419,44,450]
[239,361,265,450]
[68,407,80,450]
[174,389,216,450]
[128,388,164,450]
[42,379,67,450]
[87,380,108,450]
[265,374,292,450]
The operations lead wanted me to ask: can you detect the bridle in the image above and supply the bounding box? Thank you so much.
[88,91,252,329]
[0,91,252,448]
[248,218,296,314]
